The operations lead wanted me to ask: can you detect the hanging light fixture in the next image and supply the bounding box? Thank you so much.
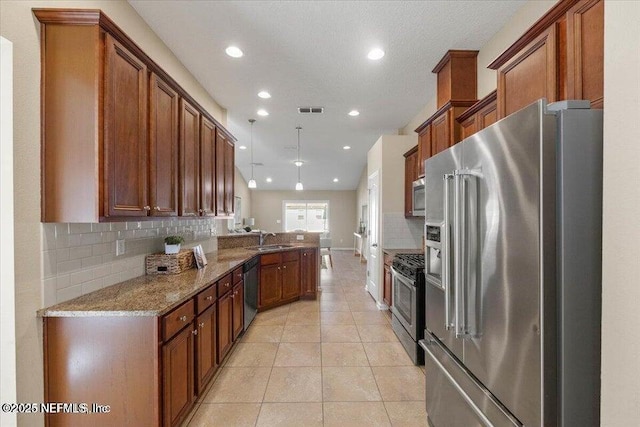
[295,126,303,191]
[247,119,257,189]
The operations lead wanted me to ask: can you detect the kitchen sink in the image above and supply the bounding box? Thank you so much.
[247,244,293,251]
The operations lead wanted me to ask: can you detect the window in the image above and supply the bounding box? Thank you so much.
[283,201,329,232]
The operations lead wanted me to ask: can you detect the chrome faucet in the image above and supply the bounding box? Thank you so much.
[259,231,276,247]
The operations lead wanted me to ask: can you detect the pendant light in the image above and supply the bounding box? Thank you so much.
[295,126,303,191]
[247,119,257,189]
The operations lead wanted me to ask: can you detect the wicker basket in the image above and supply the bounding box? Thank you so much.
[146,249,195,275]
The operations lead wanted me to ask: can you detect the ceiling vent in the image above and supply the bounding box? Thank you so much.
[298,107,324,114]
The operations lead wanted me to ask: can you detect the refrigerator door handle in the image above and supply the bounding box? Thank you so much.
[419,339,496,427]
[443,173,454,330]
[453,171,465,338]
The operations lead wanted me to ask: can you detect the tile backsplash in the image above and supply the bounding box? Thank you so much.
[41,218,227,307]
[382,212,423,249]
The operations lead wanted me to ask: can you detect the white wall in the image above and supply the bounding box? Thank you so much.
[600,1,640,425]
[251,190,356,249]
[0,36,17,427]
[0,1,229,425]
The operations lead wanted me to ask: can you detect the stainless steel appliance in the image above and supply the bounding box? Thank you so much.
[419,100,602,426]
[412,178,425,216]
[243,257,259,330]
[390,253,425,365]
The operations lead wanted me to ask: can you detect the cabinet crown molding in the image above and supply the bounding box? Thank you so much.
[414,100,478,134]
[432,49,480,74]
[33,8,236,143]
[487,0,583,70]
[456,90,498,123]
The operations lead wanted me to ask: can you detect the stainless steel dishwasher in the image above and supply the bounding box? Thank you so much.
[243,257,259,330]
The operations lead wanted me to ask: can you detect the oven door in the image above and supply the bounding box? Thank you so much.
[412,179,425,216]
[391,267,418,339]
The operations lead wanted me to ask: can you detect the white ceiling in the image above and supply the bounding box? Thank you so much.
[129,0,525,191]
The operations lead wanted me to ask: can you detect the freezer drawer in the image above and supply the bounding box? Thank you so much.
[419,335,521,427]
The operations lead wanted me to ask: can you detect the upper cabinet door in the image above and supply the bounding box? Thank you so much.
[200,117,216,216]
[224,139,235,215]
[179,99,200,216]
[566,0,603,109]
[104,34,149,218]
[431,110,451,156]
[149,73,179,217]
[497,25,558,119]
[215,131,226,216]
[417,125,431,178]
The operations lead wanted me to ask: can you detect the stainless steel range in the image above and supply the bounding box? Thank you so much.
[390,253,425,365]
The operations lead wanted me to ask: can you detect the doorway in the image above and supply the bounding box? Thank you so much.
[366,171,380,302]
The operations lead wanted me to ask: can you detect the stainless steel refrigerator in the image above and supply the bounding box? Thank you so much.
[418,100,602,427]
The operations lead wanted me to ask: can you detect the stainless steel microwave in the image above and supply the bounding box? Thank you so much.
[412,178,425,216]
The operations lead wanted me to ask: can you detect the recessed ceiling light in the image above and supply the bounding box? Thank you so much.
[294,160,304,167]
[257,109,269,116]
[239,145,247,150]
[266,177,272,183]
[367,48,385,60]
[258,91,271,99]
[333,178,339,183]
[343,146,351,150]
[225,46,243,58]
[348,110,360,117]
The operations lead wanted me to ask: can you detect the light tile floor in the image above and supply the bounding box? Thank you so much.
[186,250,427,426]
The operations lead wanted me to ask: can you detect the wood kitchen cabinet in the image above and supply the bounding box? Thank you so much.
[404,146,419,217]
[488,0,603,119]
[195,283,219,394]
[232,282,244,340]
[417,124,431,177]
[179,99,201,217]
[259,251,303,310]
[458,90,498,140]
[383,253,393,307]
[281,254,301,301]
[415,101,476,161]
[104,34,149,218]
[415,50,477,174]
[199,117,217,216]
[217,273,234,362]
[35,9,237,222]
[162,323,195,427]
[215,132,235,217]
[149,73,179,217]
[300,248,319,299]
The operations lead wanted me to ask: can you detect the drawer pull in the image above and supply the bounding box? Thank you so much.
[192,329,198,335]
[225,282,230,288]
[206,295,213,301]
[283,265,287,269]
[199,322,205,328]
[179,315,187,322]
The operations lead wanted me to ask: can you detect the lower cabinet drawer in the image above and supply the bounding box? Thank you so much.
[196,284,217,314]
[217,273,233,298]
[163,299,195,342]
[232,267,243,284]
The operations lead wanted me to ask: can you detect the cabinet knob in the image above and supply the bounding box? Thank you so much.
[199,322,205,328]
[143,206,151,211]
[278,267,281,270]
[230,294,235,299]
[154,206,160,211]
[304,253,307,257]
[206,295,213,301]
[192,329,198,335]
[225,282,230,288]
[179,315,187,322]
[199,209,203,213]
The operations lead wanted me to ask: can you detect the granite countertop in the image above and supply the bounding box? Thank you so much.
[382,248,424,256]
[38,243,318,318]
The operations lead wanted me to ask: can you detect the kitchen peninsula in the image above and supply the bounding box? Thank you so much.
[38,236,320,427]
